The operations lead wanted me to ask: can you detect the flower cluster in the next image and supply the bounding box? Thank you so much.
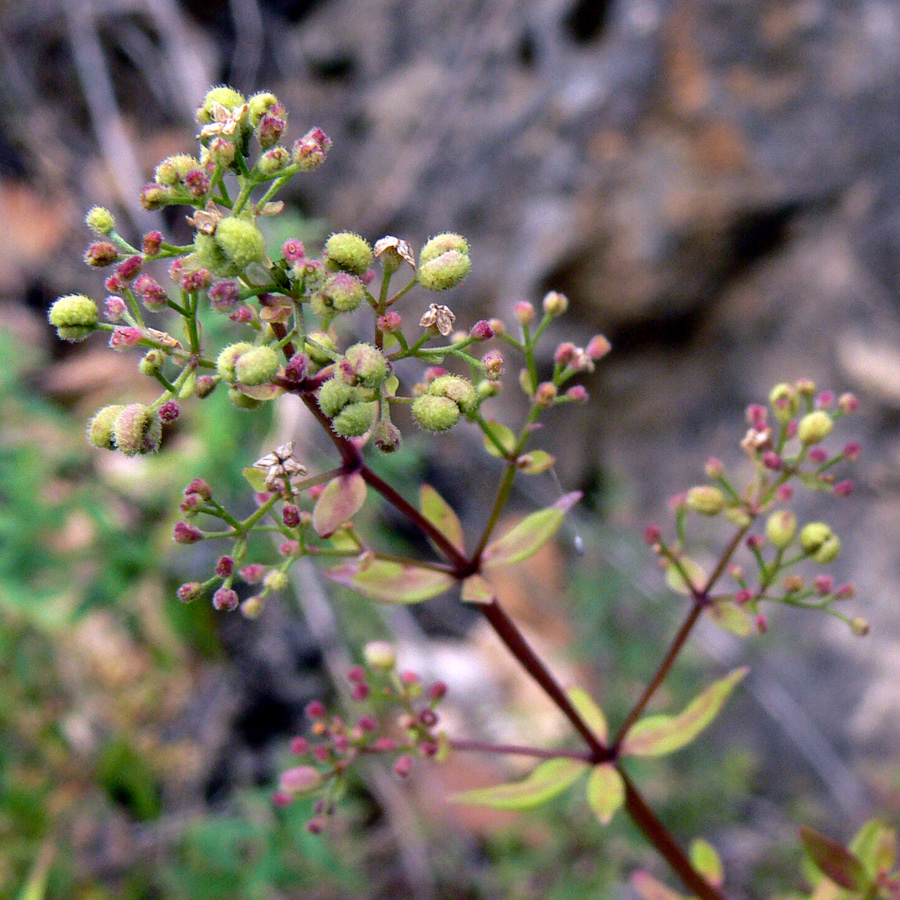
[645,379,864,635]
[273,643,448,833]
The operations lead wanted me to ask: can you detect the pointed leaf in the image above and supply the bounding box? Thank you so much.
[450,758,588,810]
[850,819,896,875]
[517,450,556,475]
[708,600,753,637]
[313,473,367,537]
[482,420,517,458]
[586,763,625,825]
[621,667,748,757]
[566,687,608,743]
[420,484,465,553]
[800,827,871,891]
[482,492,581,569]
[690,838,725,888]
[243,466,268,493]
[664,556,707,595]
[326,559,454,604]
[236,382,284,400]
[629,871,687,900]
[461,574,495,604]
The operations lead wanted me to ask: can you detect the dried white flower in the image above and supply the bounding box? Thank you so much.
[419,303,456,337]
[253,442,308,491]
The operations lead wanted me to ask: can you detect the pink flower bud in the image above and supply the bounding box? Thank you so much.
[109,327,143,350]
[374,737,397,752]
[400,671,420,687]
[358,715,378,732]
[838,393,859,413]
[351,683,370,701]
[185,478,212,499]
[306,818,324,834]
[85,242,119,267]
[755,613,768,633]
[313,745,330,763]
[419,741,438,757]
[290,736,310,754]
[216,555,234,577]
[115,255,143,281]
[816,391,835,409]
[177,582,204,603]
[283,353,309,382]
[835,583,856,599]
[808,448,827,464]
[776,484,794,501]
[470,320,494,341]
[212,588,239,611]
[209,281,241,311]
[104,296,127,321]
[282,239,306,262]
[142,231,163,255]
[280,540,301,556]
[272,791,292,807]
[565,385,588,402]
[586,335,612,360]
[554,342,578,366]
[762,450,782,470]
[704,457,723,478]
[643,525,661,545]
[173,521,203,544]
[833,480,854,496]
[514,301,535,325]
[230,305,254,324]
[280,765,321,793]
[158,401,180,423]
[105,274,124,293]
[393,755,412,778]
[843,442,861,461]
[735,589,753,605]
[746,534,765,551]
[813,575,834,595]
[745,404,767,428]
[420,709,438,727]
[378,311,403,332]
[306,700,327,719]
[282,504,301,527]
[428,681,447,702]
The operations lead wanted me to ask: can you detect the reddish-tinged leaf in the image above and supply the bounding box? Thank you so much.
[664,556,707,595]
[326,559,454,604]
[420,484,465,554]
[451,758,588,810]
[850,819,896,875]
[800,826,871,891]
[708,600,753,636]
[482,420,517,458]
[518,450,556,474]
[621,667,748,758]
[482,492,581,569]
[629,871,687,900]
[461,574,495,604]
[242,466,268,492]
[313,473,367,537]
[565,687,608,743]
[586,763,624,824]
[690,838,725,888]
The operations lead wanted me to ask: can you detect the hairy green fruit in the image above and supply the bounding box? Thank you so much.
[87,404,125,450]
[318,377,358,418]
[234,345,279,385]
[216,342,255,382]
[412,394,460,432]
[214,218,266,270]
[325,232,373,275]
[419,233,469,265]
[197,86,246,123]
[332,401,377,437]
[343,343,389,388]
[227,386,262,410]
[113,404,162,456]
[798,410,834,445]
[765,510,797,548]
[428,374,477,413]
[304,331,337,367]
[48,294,99,342]
[686,486,726,516]
[85,206,115,235]
[417,249,471,291]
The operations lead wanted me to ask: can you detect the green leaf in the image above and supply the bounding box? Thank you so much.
[482,420,517,458]
[313,472,367,537]
[242,465,268,492]
[451,758,588,810]
[629,871,687,900]
[461,574,495,604]
[708,600,754,637]
[850,819,896,875]
[690,838,725,888]
[621,667,749,758]
[420,484,465,553]
[517,450,556,475]
[482,492,581,569]
[664,556,707,595]
[17,845,53,900]
[800,826,872,891]
[566,687,608,743]
[326,559,454,604]
[586,763,624,825]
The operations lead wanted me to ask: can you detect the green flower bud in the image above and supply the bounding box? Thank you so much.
[216,342,255,382]
[49,294,99,342]
[234,345,279,385]
[85,206,115,235]
[304,331,337,366]
[419,233,469,266]
[768,382,799,423]
[154,153,201,185]
[850,616,870,637]
[800,522,840,562]
[797,410,834,445]
[197,86,246,123]
[765,510,797,548]
[317,377,358,417]
[214,217,266,270]
[373,419,402,452]
[227,386,262,409]
[87,404,125,450]
[311,272,365,316]
[428,374,477,413]
[412,394,460,432]
[332,401,377,437]
[324,232,373,275]
[363,640,396,671]
[257,146,290,175]
[542,291,569,317]
[417,250,471,291]
[264,570,289,592]
[139,349,166,376]
[685,485,726,516]
[113,403,162,456]
[248,91,279,125]
[343,343,388,388]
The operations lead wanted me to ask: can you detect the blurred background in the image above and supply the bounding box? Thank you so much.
[2,0,900,897]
